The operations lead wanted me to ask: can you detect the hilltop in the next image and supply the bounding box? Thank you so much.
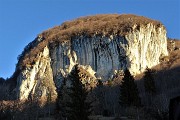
[17,14,163,69]
[0,14,179,120]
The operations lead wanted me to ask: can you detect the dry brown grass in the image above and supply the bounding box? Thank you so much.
[41,14,162,42]
[135,39,180,112]
[159,39,180,69]
[17,14,163,69]
[0,100,56,119]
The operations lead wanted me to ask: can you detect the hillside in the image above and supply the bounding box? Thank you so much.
[0,14,179,119]
[134,39,180,111]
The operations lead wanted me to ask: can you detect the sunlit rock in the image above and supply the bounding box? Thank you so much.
[16,14,168,100]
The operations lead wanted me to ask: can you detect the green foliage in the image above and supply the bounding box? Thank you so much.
[144,68,156,95]
[67,65,92,120]
[119,69,141,107]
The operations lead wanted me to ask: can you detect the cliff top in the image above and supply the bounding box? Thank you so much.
[17,14,164,69]
[41,14,163,42]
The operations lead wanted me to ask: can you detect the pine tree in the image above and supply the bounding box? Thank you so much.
[56,79,69,120]
[119,69,141,107]
[67,65,91,120]
[144,68,156,95]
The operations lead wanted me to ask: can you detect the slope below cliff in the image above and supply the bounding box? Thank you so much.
[14,14,168,100]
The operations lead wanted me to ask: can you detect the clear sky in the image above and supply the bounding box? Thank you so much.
[0,0,180,78]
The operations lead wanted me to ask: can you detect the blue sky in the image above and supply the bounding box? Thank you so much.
[0,0,180,78]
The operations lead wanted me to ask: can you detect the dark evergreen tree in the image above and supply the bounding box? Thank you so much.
[56,79,69,120]
[119,69,141,107]
[67,65,91,120]
[0,77,5,84]
[144,68,156,95]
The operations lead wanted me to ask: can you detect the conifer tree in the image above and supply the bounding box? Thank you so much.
[119,69,141,107]
[67,65,91,120]
[144,68,156,95]
[56,79,69,120]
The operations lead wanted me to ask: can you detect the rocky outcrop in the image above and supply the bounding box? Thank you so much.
[15,14,168,100]
[16,46,57,101]
[49,23,168,79]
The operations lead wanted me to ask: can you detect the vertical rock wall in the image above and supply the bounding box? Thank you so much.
[16,23,168,100]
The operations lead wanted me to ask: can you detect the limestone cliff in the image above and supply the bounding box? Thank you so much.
[16,46,57,101]
[15,14,168,100]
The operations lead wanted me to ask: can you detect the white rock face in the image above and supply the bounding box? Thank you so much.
[16,46,57,100]
[125,23,168,74]
[16,23,168,100]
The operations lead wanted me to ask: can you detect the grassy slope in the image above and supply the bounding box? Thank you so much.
[135,39,180,111]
